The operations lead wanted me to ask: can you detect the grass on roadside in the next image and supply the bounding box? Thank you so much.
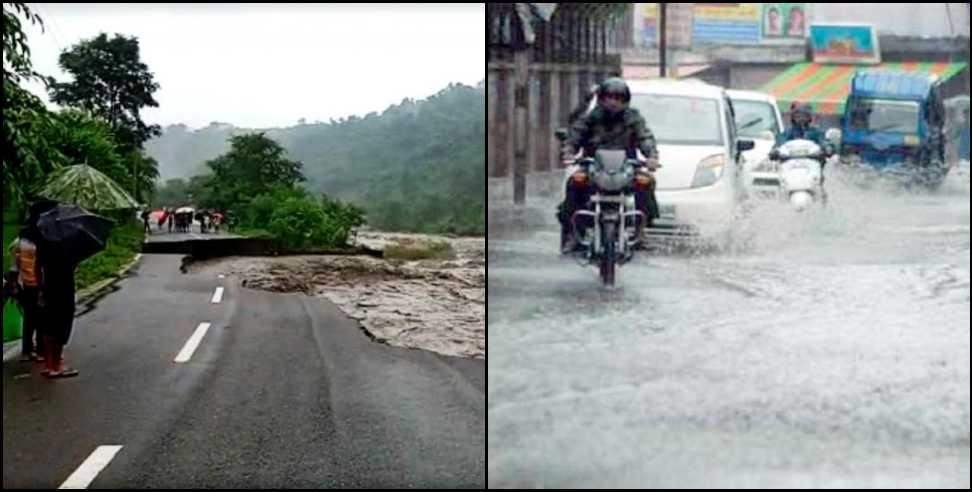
[75,221,143,291]
[233,227,274,240]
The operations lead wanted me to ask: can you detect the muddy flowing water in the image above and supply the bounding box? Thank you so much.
[190,232,485,359]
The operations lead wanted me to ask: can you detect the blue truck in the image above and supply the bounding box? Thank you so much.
[837,70,950,188]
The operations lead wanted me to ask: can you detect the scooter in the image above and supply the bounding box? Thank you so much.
[749,139,828,212]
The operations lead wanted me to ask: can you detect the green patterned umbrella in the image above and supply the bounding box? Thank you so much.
[37,164,139,211]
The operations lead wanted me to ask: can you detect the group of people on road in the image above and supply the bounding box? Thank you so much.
[141,207,227,235]
[2,201,80,379]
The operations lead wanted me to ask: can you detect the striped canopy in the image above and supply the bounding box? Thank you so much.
[762,61,968,115]
[38,164,140,211]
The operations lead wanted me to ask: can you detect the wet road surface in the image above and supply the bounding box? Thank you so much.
[488,166,970,488]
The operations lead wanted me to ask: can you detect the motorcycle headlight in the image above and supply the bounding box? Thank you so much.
[691,154,726,188]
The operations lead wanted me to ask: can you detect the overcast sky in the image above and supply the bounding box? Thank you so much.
[20,3,485,130]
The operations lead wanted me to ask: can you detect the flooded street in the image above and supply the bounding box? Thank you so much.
[192,233,485,359]
[487,166,970,487]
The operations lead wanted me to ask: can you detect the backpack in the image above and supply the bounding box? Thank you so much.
[15,238,40,288]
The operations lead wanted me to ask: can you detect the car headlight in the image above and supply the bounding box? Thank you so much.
[691,154,726,188]
[786,161,810,170]
[753,158,776,172]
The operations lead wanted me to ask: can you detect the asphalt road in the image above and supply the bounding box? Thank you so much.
[143,223,240,243]
[3,254,485,488]
[488,167,970,487]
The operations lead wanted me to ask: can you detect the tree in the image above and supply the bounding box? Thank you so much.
[3,7,162,211]
[186,174,216,208]
[43,110,125,184]
[38,109,159,204]
[2,3,44,85]
[152,178,190,207]
[202,133,305,210]
[48,33,161,151]
[124,148,160,204]
[2,3,62,204]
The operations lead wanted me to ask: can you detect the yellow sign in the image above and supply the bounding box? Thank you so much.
[694,3,760,21]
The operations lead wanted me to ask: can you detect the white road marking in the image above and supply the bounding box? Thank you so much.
[59,445,123,489]
[174,323,212,363]
[211,287,225,304]
[218,274,225,279]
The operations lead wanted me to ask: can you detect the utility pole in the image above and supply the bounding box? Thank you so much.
[513,47,528,206]
[133,161,138,206]
[659,3,667,78]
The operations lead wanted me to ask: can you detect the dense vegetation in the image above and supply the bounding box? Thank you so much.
[155,133,365,251]
[3,7,161,208]
[3,4,155,296]
[148,82,485,235]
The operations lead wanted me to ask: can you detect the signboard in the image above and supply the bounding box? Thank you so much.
[640,3,692,47]
[762,3,807,39]
[692,3,761,44]
[810,24,881,64]
[641,3,658,46]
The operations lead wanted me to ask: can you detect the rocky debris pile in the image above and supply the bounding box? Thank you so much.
[194,233,485,359]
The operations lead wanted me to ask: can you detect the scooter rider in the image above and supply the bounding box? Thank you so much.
[770,102,834,202]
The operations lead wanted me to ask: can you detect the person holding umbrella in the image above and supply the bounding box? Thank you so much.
[156,208,167,231]
[32,201,115,379]
[212,211,223,234]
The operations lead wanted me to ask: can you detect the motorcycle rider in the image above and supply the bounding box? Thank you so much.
[558,77,660,254]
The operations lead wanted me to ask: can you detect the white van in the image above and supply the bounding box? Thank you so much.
[627,79,753,241]
[726,89,785,173]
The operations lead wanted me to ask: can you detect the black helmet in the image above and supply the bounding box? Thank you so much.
[598,77,631,104]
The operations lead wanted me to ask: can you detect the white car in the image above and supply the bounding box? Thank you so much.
[630,80,753,241]
[726,89,785,175]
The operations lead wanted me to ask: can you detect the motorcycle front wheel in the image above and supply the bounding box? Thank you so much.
[599,221,617,286]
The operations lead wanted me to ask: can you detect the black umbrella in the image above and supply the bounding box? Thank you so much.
[35,203,115,266]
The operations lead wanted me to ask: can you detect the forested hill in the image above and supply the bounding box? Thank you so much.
[146,81,485,234]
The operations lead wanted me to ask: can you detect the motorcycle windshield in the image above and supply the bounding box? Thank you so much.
[594,149,628,173]
[592,149,631,192]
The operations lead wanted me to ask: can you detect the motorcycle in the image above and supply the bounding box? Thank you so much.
[563,149,652,287]
[749,139,828,212]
